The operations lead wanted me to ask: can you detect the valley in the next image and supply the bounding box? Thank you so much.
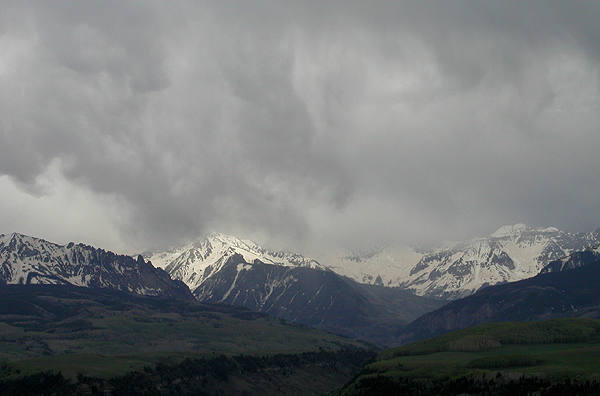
[1,227,600,394]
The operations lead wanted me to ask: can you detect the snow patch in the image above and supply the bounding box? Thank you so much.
[237,263,253,272]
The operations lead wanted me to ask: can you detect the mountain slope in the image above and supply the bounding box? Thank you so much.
[325,224,600,299]
[193,254,444,345]
[0,233,192,300]
[398,250,600,343]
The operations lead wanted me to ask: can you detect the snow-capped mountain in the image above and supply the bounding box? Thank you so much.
[0,233,192,299]
[399,248,600,344]
[323,224,600,299]
[144,232,326,292]
[145,226,600,301]
[143,233,444,344]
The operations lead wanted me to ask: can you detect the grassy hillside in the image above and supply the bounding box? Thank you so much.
[337,318,600,395]
[0,285,370,381]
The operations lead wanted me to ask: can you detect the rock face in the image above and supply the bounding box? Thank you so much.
[325,224,600,299]
[0,233,192,300]
[398,249,600,344]
[191,254,444,345]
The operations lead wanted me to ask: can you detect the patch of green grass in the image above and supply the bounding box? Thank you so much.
[369,343,600,380]
[10,354,149,379]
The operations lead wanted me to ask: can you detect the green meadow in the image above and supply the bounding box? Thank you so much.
[338,318,600,395]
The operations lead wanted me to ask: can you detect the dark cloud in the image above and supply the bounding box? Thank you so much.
[1,0,599,253]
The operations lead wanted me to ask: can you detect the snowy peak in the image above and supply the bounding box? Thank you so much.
[490,223,560,239]
[144,232,326,292]
[1,232,60,254]
[490,223,529,238]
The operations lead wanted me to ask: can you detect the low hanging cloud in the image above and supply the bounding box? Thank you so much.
[1,1,599,253]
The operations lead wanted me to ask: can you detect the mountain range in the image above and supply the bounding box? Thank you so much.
[324,223,600,298]
[145,224,600,300]
[0,232,443,345]
[2,224,600,345]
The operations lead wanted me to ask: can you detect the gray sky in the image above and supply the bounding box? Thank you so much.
[1,1,600,254]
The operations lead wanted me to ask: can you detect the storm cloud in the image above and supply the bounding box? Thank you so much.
[1,1,599,253]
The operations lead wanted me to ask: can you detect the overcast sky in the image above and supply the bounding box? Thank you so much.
[1,1,599,254]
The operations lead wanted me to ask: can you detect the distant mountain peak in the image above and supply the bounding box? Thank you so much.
[489,223,559,238]
[1,232,44,244]
[490,223,529,238]
[204,232,248,248]
[144,231,326,292]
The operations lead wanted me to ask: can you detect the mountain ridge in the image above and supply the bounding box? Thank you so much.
[0,232,192,300]
[0,232,443,345]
